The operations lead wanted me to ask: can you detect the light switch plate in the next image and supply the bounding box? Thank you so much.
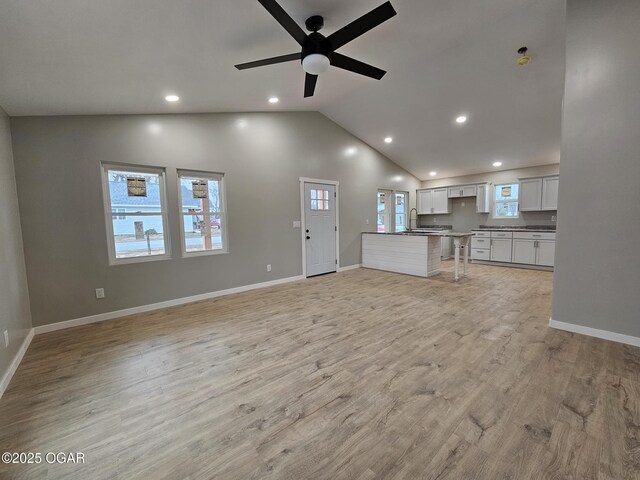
[3,330,8,348]
[293,220,301,228]
[95,288,105,299]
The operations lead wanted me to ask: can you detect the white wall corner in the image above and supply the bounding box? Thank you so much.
[0,328,34,399]
[337,264,361,272]
[549,318,640,348]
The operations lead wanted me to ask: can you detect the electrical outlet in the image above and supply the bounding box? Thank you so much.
[266,264,272,272]
[3,330,8,348]
[365,219,369,225]
[95,288,105,299]
[551,215,557,221]
[461,202,465,207]
[433,218,437,222]
[293,220,301,228]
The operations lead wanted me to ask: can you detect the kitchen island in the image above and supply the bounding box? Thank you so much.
[362,231,473,281]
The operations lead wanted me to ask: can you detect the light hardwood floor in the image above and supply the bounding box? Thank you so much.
[1,262,639,480]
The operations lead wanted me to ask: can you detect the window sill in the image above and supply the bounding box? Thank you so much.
[181,249,229,258]
[109,253,172,266]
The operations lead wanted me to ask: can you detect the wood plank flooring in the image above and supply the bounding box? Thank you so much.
[1,262,639,479]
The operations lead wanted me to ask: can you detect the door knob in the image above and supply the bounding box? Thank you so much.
[306,236,311,240]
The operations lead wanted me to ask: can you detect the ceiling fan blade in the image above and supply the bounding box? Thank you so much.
[257,0,307,46]
[235,52,301,70]
[304,73,318,97]
[330,53,386,80]
[326,1,397,51]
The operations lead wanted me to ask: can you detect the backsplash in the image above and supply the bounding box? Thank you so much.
[417,197,557,233]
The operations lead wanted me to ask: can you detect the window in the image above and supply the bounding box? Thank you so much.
[377,190,392,232]
[178,170,227,255]
[394,192,408,232]
[494,183,520,218]
[310,188,330,210]
[102,164,170,264]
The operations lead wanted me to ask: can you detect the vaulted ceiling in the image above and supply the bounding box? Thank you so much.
[0,0,565,179]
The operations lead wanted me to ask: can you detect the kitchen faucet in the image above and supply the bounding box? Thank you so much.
[408,208,417,232]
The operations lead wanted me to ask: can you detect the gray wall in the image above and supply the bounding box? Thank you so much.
[0,107,32,384]
[10,112,420,327]
[419,164,559,232]
[552,0,640,338]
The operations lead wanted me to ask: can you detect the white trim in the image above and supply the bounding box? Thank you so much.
[0,328,34,399]
[299,177,340,278]
[337,264,361,272]
[34,275,305,335]
[549,319,640,348]
[177,169,229,257]
[101,163,172,265]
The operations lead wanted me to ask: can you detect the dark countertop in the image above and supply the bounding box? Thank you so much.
[363,231,473,238]
[473,225,556,233]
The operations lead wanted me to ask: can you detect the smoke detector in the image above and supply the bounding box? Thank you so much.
[517,47,532,66]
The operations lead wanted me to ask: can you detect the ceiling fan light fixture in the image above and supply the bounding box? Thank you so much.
[302,54,330,75]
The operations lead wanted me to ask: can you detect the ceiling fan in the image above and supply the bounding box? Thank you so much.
[235,0,397,98]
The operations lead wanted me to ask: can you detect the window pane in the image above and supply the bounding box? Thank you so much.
[179,173,226,254]
[495,201,519,217]
[112,215,166,258]
[495,183,519,201]
[108,170,163,213]
[179,177,221,214]
[182,214,224,252]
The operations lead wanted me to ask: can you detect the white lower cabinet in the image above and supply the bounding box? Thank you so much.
[536,241,556,266]
[513,239,536,265]
[490,238,513,262]
[472,230,556,268]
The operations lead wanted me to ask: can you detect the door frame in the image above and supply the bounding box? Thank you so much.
[299,177,340,278]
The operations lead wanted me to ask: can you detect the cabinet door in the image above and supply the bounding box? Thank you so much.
[519,178,543,211]
[476,184,490,213]
[461,185,477,197]
[536,241,556,266]
[541,176,559,210]
[433,188,451,213]
[417,190,433,214]
[512,239,536,264]
[490,239,513,262]
[448,187,461,198]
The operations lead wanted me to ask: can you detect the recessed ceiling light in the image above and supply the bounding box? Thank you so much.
[455,115,467,124]
[165,95,180,102]
[493,161,503,167]
[429,171,437,176]
[384,137,393,144]
[268,97,279,104]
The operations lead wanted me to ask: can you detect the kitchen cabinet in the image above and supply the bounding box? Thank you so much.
[490,238,513,262]
[519,178,543,211]
[448,184,477,198]
[536,240,556,266]
[417,190,433,214]
[519,175,559,211]
[541,176,559,210]
[417,188,451,214]
[512,239,536,264]
[476,184,490,213]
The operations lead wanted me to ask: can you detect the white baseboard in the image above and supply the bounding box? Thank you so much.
[338,264,361,272]
[0,328,34,399]
[549,319,640,348]
[34,274,306,335]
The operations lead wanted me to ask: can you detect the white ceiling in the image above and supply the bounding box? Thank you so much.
[0,0,565,180]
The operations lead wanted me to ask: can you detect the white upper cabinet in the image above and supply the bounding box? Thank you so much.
[417,189,433,214]
[476,184,490,213]
[448,185,477,198]
[519,178,543,211]
[541,176,559,210]
[519,175,559,211]
[432,188,451,213]
[417,188,451,214]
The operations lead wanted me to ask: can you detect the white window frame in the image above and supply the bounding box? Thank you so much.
[177,169,229,257]
[493,183,520,219]
[394,191,409,232]
[101,163,171,265]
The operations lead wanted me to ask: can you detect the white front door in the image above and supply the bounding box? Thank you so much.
[304,182,337,277]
